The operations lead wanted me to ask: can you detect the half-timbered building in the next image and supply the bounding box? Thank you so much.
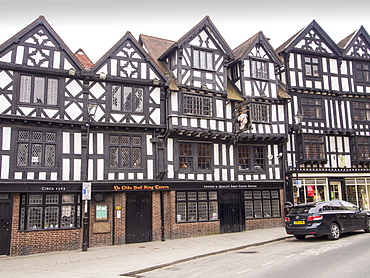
[140,17,286,237]
[278,20,370,209]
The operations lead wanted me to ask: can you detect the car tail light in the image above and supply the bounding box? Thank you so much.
[284,217,290,222]
[307,215,323,221]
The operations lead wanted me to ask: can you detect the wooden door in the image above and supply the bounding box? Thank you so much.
[0,201,11,255]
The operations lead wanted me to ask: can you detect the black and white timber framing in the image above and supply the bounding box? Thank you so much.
[278,20,370,208]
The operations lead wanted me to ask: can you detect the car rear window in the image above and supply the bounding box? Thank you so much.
[290,206,317,214]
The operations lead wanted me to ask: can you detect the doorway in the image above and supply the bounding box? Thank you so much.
[0,194,12,255]
[219,190,245,233]
[125,191,152,244]
[329,181,342,200]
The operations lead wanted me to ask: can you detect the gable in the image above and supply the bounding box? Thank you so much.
[0,17,81,71]
[342,28,370,59]
[279,20,341,56]
[159,16,234,60]
[93,33,166,81]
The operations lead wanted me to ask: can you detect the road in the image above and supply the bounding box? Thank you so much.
[136,232,370,278]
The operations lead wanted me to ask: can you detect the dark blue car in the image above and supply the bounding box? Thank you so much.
[285,200,370,240]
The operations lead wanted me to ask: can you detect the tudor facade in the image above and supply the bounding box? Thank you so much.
[278,21,370,209]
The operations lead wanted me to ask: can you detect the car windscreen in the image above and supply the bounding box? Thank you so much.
[289,206,317,214]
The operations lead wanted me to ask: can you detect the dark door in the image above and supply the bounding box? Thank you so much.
[0,200,11,255]
[125,191,152,244]
[219,190,245,233]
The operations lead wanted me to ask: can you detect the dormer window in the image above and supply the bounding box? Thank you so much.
[251,60,268,79]
[193,49,214,71]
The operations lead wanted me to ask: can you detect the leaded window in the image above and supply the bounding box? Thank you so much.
[193,49,214,70]
[19,74,58,105]
[19,193,81,230]
[304,56,321,77]
[251,60,268,79]
[112,85,144,113]
[250,103,270,122]
[353,136,370,161]
[244,190,280,218]
[109,135,142,168]
[302,97,323,119]
[238,146,266,171]
[17,130,56,167]
[179,142,211,171]
[183,94,212,116]
[354,62,370,83]
[300,134,326,161]
[176,191,218,222]
[353,101,370,122]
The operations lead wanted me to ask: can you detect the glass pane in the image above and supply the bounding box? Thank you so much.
[29,194,42,204]
[61,205,76,228]
[123,87,132,111]
[46,194,59,204]
[109,147,118,167]
[132,147,141,167]
[134,88,144,112]
[209,201,218,220]
[187,202,197,221]
[198,202,208,220]
[209,191,217,200]
[187,192,197,200]
[34,76,45,104]
[198,192,207,200]
[112,85,122,111]
[27,207,43,229]
[176,203,186,222]
[245,200,254,218]
[17,143,29,166]
[20,75,32,103]
[177,192,186,201]
[47,78,58,105]
[45,206,59,229]
[254,200,263,217]
[62,194,75,204]
[45,144,55,167]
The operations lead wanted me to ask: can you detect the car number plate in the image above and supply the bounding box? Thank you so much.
[293,221,305,225]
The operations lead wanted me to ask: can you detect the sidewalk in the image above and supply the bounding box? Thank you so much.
[0,227,291,278]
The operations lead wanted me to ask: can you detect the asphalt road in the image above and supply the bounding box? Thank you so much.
[137,232,370,278]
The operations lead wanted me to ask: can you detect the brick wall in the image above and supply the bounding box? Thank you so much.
[10,194,83,256]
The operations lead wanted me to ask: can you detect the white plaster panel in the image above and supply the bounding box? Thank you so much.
[14,172,22,179]
[2,127,11,151]
[226,103,232,119]
[171,117,178,126]
[128,173,134,179]
[227,122,232,133]
[210,120,216,130]
[151,108,160,125]
[322,58,327,72]
[62,159,70,180]
[97,159,104,180]
[171,92,178,112]
[200,119,207,129]
[222,144,227,165]
[74,159,81,180]
[244,81,252,96]
[331,76,339,91]
[118,173,125,180]
[27,172,35,180]
[191,118,197,127]
[108,173,115,180]
[50,172,57,180]
[275,168,280,179]
[182,117,187,127]
[167,138,174,161]
[330,59,338,74]
[16,46,24,64]
[178,173,186,180]
[97,133,103,154]
[74,133,81,154]
[39,172,46,180]
[1,155,9,179]
[168,164,174,179]
[290,72,296,87]
[146,135,153,155]
[214,168,220,181]
[137,173,144,179]
[214,144,219,165]
[216,99,224,118]
[148,159,154,179]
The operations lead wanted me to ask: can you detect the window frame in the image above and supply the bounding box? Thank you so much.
[19,193,81,231]
[352,136,370,163]
[299,134,326,162]
[176,191,218,222]
[18,74,59,106]
[354,62,370,84]
[16,130,57,168]
[192,48,215,71]
[303,56,321,78]
[250,59,269,80]
[301,97,324,120]
[249,102,270,123]
[178,142,212,172]
[111,84,145,113]
[237,145,266,172]
[352,101,370,122]
[244,190,280,219]
[183,93,212,116]
[108,134,143,169]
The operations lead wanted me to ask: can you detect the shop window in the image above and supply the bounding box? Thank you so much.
[109,135,142,168]
[237,146,266,172]
[293,178,328,204]
[176,191,218,222]
[19,193,81,230]
[244,190,280,218]
[16,130,56,167]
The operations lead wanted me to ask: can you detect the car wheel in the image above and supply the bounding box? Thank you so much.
[364,218,370,233]
[327,223,341,240]
[294,234,306,240]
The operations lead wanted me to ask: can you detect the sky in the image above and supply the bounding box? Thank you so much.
[0,0,369,63]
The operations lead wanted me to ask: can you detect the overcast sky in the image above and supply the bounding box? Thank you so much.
[0,0,369,62]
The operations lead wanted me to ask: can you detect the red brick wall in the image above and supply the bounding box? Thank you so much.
[10,194,83,256]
